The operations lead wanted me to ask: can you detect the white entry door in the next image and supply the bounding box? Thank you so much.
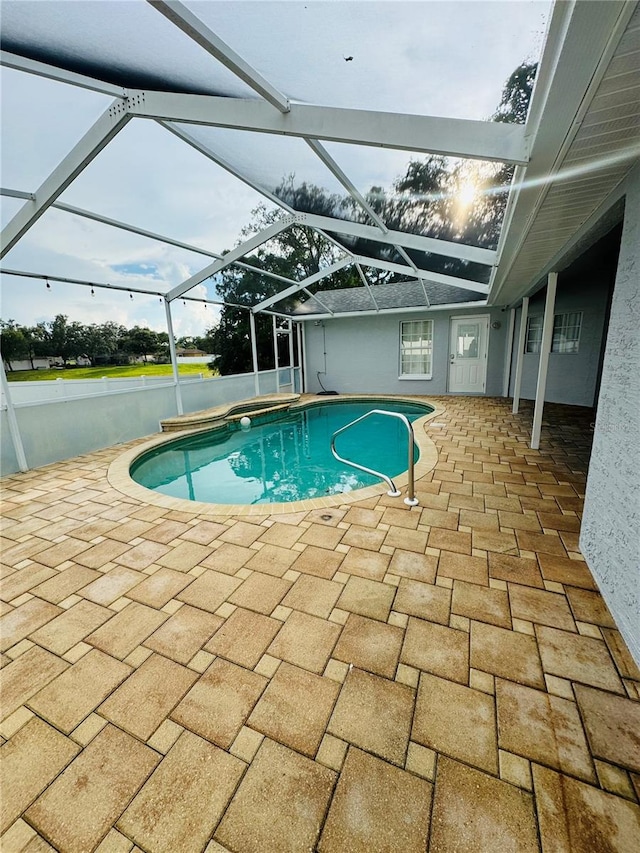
[448,316,489,393]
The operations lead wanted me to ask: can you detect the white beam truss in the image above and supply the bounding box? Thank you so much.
[301,288,334,316]
[128,92,529,164]
[160,121,295,213]
[253,260,353,312]
[0,101,132,258]
[0,50,127,98]
[353,256,488,295]
[304,139,389,232]
[160,122,358,267]
[355,265,379,311]
[293,300,489,322]
[147,1,290,113]
[296,212,496,265]
[167,217,295,300]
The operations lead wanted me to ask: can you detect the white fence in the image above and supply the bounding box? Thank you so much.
[1,367,300,476]
[2,374,205,405]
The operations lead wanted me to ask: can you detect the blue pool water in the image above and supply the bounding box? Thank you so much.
[131,400,432,505]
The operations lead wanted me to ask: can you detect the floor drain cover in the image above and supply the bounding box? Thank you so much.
[320,514,333,521]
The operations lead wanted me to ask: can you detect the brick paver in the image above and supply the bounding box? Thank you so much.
[1,396,639,850]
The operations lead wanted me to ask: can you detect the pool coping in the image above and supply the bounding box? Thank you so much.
[107,394,445,517]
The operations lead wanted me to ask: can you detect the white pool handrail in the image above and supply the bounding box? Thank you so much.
[330,409,419,506]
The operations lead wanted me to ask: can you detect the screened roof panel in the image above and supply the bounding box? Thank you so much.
[321,142,510,247]
[0,67,113,189]
[171,124,370,223]
[0,198,23,230]
[0,0,259,98]
[1,206,209,295]
[401,249,492,285]
[188,0,551,120]
[58,120,274,255]
[323,231,410,268]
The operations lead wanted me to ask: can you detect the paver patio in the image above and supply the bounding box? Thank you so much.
[1,396,639,851]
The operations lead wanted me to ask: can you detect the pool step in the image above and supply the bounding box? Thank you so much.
[160,393,300,433]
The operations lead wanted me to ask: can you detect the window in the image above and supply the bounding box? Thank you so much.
[525,316,543,353]
[553,312,582,353]
[400,320,433,378]
[525,312,582,354]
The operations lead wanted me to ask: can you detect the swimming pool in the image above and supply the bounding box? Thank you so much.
[130,399,433,506]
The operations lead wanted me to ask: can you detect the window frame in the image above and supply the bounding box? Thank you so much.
[552,311,582,353]
[399,318,434,380]
[525,312,583,354]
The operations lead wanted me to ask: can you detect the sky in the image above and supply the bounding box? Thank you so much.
[0,0,551,338]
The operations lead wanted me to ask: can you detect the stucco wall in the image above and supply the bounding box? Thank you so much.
[303,306,507,396]
[508,271,612,408]
[581,164,640,665]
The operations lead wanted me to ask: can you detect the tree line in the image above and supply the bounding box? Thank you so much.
[0,315,215,371]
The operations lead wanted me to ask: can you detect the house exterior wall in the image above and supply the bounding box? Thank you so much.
[581,163,640,664]
[303,306,507,396]
[508,274,612,408]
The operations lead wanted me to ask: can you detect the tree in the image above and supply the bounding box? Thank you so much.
[0,320,28,371]
[209,200,360,374]
[121,326,160,362]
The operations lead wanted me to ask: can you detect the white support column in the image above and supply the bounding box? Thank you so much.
[296,322,303,393]
[531,273,558,450]
[512,297,529,414]
[272,315,280,392]
[164,299,183,416]
[249,312,260,396]
[0,359,28,472]
[287,319,295,389]
[502,308,516,397]
[301,323,308,394]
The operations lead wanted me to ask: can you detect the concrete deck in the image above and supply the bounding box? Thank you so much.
[1,396,639,852]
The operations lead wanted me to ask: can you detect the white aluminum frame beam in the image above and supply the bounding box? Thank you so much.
[0,50,127,98]
[0,268,166,298]
[168,217,295,300]
[29,193,297,288]
[356,264,379,311]
[163,298,183,415]
[302,288,334,316]
[353,256,489,295]
[296,212,496,265]
[161,121,295,213]
[304,139,389,232]
[148,1,290,113]
[293,300,489,321]
[128,91,529,164]
[161,122,356,264]
[531,273,557,450]
[0,358,29,472]
[253,260,352,312]
[1,101,132,258]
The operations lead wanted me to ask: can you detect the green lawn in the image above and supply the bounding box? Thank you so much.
[6,363,215,381]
